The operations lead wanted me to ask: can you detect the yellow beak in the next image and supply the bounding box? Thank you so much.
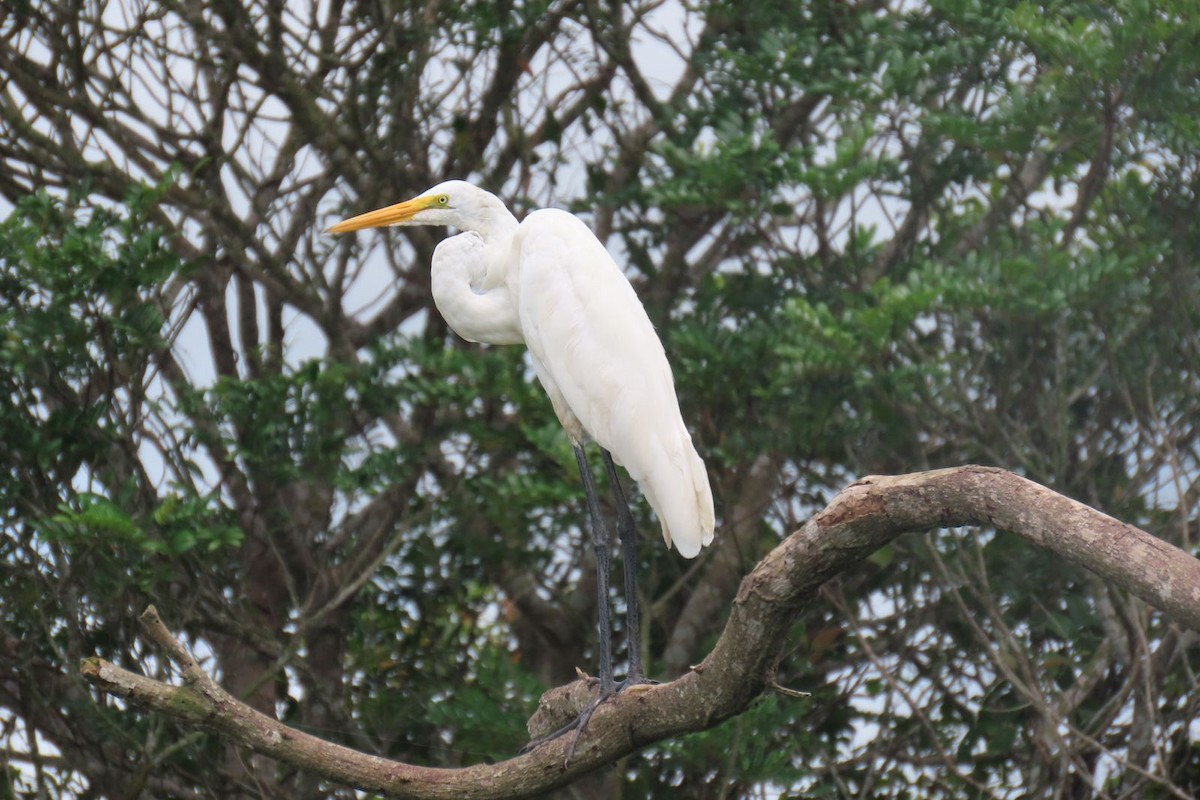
[327,195,435,234]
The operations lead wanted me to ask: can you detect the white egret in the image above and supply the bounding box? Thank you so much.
[329,181,715,751]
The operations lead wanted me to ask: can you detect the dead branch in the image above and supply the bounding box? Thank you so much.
[80,466,1200,798]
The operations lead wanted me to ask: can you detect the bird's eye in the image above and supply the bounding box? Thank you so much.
[437,195,449,205]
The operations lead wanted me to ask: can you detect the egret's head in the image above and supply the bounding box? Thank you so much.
[327,180,507,234]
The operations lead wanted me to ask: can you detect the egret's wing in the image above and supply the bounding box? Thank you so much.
[517,209,715,557]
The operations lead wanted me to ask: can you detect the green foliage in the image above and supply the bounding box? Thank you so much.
[3,0,1200,797]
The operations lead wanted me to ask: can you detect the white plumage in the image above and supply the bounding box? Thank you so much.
[517,209,714,557]
[330,180,715,558]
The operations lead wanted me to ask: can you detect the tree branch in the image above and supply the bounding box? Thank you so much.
[80,466,1200,798]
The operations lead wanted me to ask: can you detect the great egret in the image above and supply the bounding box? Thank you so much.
[329,180,715,751]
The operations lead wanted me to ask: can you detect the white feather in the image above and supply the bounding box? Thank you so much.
[517,210,715,556]
[329,181,716,558]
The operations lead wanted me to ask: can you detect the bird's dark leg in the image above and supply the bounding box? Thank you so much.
[520,444,622,764]
[545,442,617,763]
[600,447,652,686]
[574,442,616,695]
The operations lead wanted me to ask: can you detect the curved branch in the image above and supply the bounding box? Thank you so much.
[80,466,1200,798]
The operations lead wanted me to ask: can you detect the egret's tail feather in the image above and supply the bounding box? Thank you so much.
[639,433,715,559]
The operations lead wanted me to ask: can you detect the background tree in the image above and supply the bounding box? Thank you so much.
[1,0,1199,798]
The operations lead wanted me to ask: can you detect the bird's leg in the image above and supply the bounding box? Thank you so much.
[521,442,616,764]
[520,444,618,762]
[574,442,616,696]
[522,445,634,764]
[600,447,653,687]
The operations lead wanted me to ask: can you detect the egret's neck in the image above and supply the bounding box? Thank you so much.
[430,204,523,345]
[456,205,519,290]
[462,204,520,244]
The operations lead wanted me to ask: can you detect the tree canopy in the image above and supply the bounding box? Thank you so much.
[2,1,1199,798]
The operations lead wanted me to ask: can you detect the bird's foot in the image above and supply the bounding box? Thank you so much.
[519,685,615,765]
[561,690,610,766]
[520,673,660,763]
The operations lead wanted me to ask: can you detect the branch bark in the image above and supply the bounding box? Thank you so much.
[80,466,1200,798]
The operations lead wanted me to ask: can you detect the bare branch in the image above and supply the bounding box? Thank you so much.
[81,466,1200,798]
